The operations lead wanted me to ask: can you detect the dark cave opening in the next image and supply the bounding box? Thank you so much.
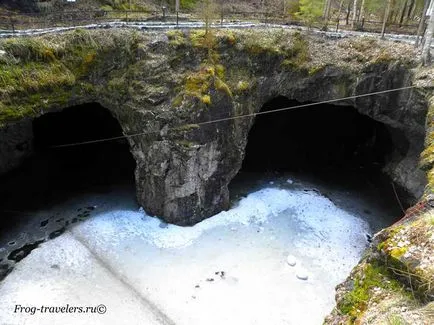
[0,103,136,279]
[236,96,410,214]
[242,96,402,174]
[0,102,136,218]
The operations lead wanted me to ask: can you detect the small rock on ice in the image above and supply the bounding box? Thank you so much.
[286,255,297,266]
[286,179,293,184]
[296,269,309,280]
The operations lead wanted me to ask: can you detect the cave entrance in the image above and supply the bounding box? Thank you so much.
[242,96,398,174]
[0,102,136,279]
[235,96,408,225]
[0,102,136,213]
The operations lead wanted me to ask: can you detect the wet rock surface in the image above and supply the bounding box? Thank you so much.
[0,119,33,175]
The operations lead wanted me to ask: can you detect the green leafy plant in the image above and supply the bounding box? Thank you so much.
[295,0,322,28]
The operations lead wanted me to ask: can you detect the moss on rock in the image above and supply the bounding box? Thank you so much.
[0,28,145,124]
[0,33,433,324]
[421,102,434,197]
[337,259,410,321]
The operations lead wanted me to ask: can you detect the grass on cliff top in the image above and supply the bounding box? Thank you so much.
[0,29,143,122]
[0,38,73,96]
[334,36,417,66]
[214,28,416,73]
[234,29,310,69]
[174,28,312,108]
[0,27,424,124]
[173,29,234,107]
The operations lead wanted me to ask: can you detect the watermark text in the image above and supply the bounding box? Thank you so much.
[14,304,107,315]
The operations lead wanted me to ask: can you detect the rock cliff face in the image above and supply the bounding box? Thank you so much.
[0,28,431,225]
[0,119,33,175]
[1,27,434,324]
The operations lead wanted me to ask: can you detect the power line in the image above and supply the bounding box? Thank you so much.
[50,85,416,149]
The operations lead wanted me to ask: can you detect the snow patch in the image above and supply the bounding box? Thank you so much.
[79,187,369,250]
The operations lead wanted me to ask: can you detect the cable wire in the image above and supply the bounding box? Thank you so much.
[50,85,416,149]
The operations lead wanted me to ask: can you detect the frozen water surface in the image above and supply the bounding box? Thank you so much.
[0,174,400,325]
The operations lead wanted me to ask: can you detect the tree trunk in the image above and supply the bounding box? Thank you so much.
[381,0,392,38]
[346,1,351,25]
[204,0,210,34]
[399,1,408,27]
[410,0,418,18]
[324,0,332,21]
[422,2,434,64]
[338,0,345,17]
[407,0,415,19]
[335,0,345,31]
[416,0,430,47]
[390,9,397,24]
[323,0,328,18]
[352,0,359,28]
[358,0,366,22]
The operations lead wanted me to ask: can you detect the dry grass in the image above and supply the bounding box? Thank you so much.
[0,28,144,122]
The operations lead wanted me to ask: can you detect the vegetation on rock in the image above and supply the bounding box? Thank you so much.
[327,206,434,324]
[337,259,411,321]
[0,28,142,124]
[0,27,433,324]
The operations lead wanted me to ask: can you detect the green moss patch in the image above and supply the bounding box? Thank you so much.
[167,30,187,47]
[0,29,143,123]
[376,211,434,302]
[189,30,216,50]
[0,62,75,98]
[175,29,233,107]
[281,32,310,69]
[338,260,410,321]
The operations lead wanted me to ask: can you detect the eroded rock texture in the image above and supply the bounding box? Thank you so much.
[0,119,33,175]
[0,29,431,225]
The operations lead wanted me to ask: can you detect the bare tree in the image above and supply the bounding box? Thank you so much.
[337,0,345,19]
[416,0,431,47]
[407,0,416,20]
[381,0,392,38]
[422,1,434,64]
[351,0,358,28]
[335,0,345,31]
[197,0,218,34]
[346,0,351,25]
[323,0,329,18]
[358,0,365,22]
[323,0,332,21]
[398,0,408,27]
